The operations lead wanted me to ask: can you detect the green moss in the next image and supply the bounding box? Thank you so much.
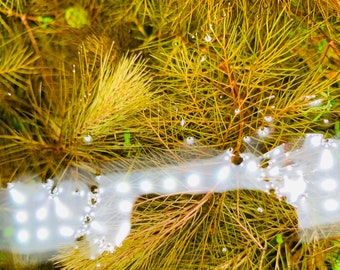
[64,6,89,29]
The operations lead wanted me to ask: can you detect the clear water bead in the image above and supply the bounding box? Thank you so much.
[180,118,186,127]
[264,116,273,123]
[204,34,212,42]
[257,207,263,213]
[257,127,271,138]
[185,136,196,146]
[83,135,93,145]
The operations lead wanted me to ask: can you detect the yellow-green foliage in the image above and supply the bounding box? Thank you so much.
[0,0,339,269]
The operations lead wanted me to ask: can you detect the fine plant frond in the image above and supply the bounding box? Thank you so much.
[0,42,160,184]
[0,38,39,93]
[0,0,27,13]
[146,8,338,153]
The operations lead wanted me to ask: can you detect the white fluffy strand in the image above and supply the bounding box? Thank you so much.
[0,133,339,261]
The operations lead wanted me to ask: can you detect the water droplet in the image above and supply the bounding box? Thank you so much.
[180,118,186,127]
[222,247,227,253]
[268,187,276,196]
[83,215,92,224]
[243,136,252,143]
[257,127,270,138]
[6,182,15,189]
[42,179,54,190]
[231,154,243,165]
[302,94,315,100]
[204,34,212,42]
[49,186,59,196]
[83,134,93,145]
[185,136,195,146]
[257,207,263,213]
[172,40,179,47]
[260,158,270,169]
[72,64,76,73]
[200,55,206,62]
[91,185,99,194]
[308,99,323,107]
[234,108,240,115]
[73,188,85,197]
[90,197,97,206]
[264,116,273,123]
[189,32,199,42]
[75,232,86,241]
[94,175,101,182]
[264,95,275,100]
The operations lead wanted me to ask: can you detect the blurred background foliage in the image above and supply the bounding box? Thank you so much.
[0,0,339,269]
